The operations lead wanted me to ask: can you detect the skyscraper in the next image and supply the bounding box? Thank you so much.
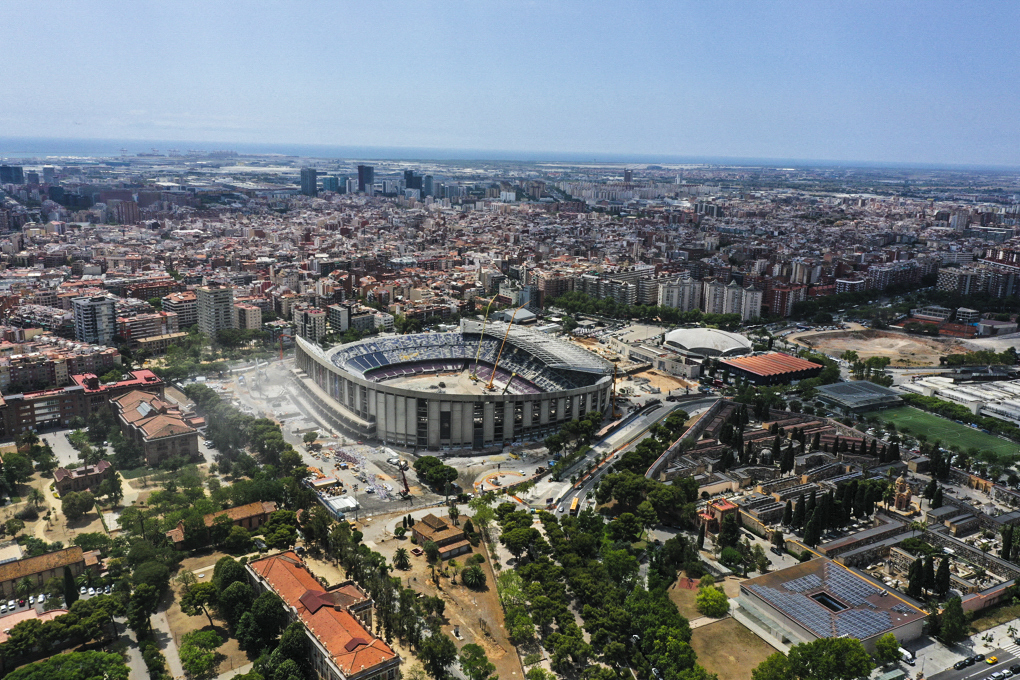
[321,175,340,193]
[0,166,25,184]
[42,166,56,184]
[72,295,116,345]
[422,175,434,197]
[624,169,633,184]
[358,165,374,193]
[196,285,236,337]
[300,168,318,197]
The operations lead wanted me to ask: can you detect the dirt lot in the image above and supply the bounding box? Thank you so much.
[165,579,250,676]
[690,618,775,680]
[669,575,743,620]
[791,329,968,366]
[633,369,696,393]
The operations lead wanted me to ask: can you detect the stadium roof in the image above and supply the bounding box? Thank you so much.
[721,352,822,377]
[462,320,613,374]
[742,558,924,642]
[815,381,902,410]
[663,328,752,357]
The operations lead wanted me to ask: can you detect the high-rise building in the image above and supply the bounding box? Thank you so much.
[25,171,39,184]
[296,307,327,342]
[422,175,434,197]
[321,175,340,193]
[196,285,236,337]
[0,166,25,184]
[42,166,56,184]
[658,276,701,312]
[300,168,318,197]
[357,165,374,192]
[624,169,633,184]
[72,296,116,345]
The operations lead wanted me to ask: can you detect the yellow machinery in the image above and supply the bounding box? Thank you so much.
[487,303,529,390]
[470,294,500,381]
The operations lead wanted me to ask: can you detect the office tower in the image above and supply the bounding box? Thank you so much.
[25,171,39,184]
[624,169,633,183]
[345,178,359,194]
[72,295,116,345]
[403,170,422,192]
[42,166,56,184]
[196,284,236,337]
[358,165,374,192]
[300,168,318,197]
[422,175,434,197]
[0,166,25,184]
[321,175,340,193]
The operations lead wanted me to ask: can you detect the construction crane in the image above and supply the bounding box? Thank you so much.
[470,294,500,381]
[611,364,620,418]
[487,303,529,390]
[501,371,517,395]
[278,332,294,361]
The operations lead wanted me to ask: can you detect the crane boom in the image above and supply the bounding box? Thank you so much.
[487,303,528,390]
[471,294,500,381]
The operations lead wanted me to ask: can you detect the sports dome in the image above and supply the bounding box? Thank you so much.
[663,327,752,358]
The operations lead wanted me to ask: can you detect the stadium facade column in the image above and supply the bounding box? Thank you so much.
[483,402,496,444]
[428,399,441,448]
[460,402,473,444]
[539,399,550,425]
[503,401,515,443]
[522,400,534,429]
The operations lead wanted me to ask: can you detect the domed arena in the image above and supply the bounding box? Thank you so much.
[294,320,613,450]
[662,327,753,358]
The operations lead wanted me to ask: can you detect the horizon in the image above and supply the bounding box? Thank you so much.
[2,135,1019,173]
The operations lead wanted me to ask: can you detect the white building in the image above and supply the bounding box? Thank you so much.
[72,296,116,346]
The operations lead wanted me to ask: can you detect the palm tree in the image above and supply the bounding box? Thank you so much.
[393,548,411,571]
[448,505,460,526]
[15,577,32,598]
[883,485,895,511]
[28,488,44,509]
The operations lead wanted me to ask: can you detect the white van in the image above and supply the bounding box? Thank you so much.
[899,648,915,665]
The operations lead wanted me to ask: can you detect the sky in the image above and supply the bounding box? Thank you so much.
[3,1,1020,166]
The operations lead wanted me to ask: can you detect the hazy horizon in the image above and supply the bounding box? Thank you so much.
[4,1,1019,167]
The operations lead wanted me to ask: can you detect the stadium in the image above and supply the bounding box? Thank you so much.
[293,320,614,450]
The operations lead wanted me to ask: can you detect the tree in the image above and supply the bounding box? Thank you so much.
[782,500,792,526]
[940,596,968,643]
[752,652,791,680]
[181,581,219,626]
[179,629,223,680]
[393,547,411,570]
[936,557,951,597]
[61,490,95,521]
[461,564,486,589]
[27,487,44,508]
[424,540,440,563]
[213,556,248,593]
[420,629,458,679]
[695,585,729,617]
[874,633,900,665]
[5,518,24,537]
[302,431,319,444]
[64,567,79,607]
[785,637,874,680]
[907,557,923,598]
[217,580,254,627]
[127,583,160,635]
[4,651,130,680]
[224,525,252,553]
[459,643,497,680]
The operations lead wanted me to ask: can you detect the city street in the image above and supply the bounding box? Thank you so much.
[928,649,1018,680]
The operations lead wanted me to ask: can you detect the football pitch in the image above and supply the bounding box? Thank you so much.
[866,406,1019,458]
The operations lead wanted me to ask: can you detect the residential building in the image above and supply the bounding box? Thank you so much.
[196,285,236,337]
[297,306,327,342]
[116,311,179,342]
[246,551,400,680]
[72,296,116,345]
[53,460,113,496]
[166,501,278,548]
[235,304,262,330]
[410,513,471,559]
[0,547,85,598]
[162,291,198,327]
[111,390,200,466]
[658,276,701,312]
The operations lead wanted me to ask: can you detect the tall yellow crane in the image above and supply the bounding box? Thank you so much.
[487,303,529,390]
[471,294,500,381]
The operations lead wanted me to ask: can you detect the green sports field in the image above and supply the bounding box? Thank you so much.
[866,406,1019,458]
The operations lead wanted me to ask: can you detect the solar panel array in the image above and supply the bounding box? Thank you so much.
[784,574,823,593]
[835,609,892,640]
[748,586,833,638]
[891,603,914,614]
[825,564,880,606]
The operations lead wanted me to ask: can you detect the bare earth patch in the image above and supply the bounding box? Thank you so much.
[165,580,250,676]
[793,329,968,366]
[690,618,775,680]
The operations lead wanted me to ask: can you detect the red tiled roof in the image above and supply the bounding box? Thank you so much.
[248,552,398,677]
[721,352,822,377]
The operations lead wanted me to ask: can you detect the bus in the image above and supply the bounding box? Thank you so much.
[569,497,580,516]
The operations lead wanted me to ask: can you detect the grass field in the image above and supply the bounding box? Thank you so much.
[690,619,775,680]
[866,407,1019,457]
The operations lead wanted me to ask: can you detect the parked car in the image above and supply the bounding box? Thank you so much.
[37,594,44,604]
[79,587,87,595]
[87,587,95,596]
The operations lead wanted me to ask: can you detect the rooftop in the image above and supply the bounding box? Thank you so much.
[721,352,822,377]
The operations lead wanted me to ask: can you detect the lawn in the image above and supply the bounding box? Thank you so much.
[866,407,1019,458]
[690,618,775,680]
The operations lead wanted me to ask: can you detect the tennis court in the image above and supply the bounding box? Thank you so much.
[866,406,1019,458]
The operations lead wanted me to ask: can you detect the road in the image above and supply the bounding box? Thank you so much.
[554,397,719,516]
[929,649,1019,680]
